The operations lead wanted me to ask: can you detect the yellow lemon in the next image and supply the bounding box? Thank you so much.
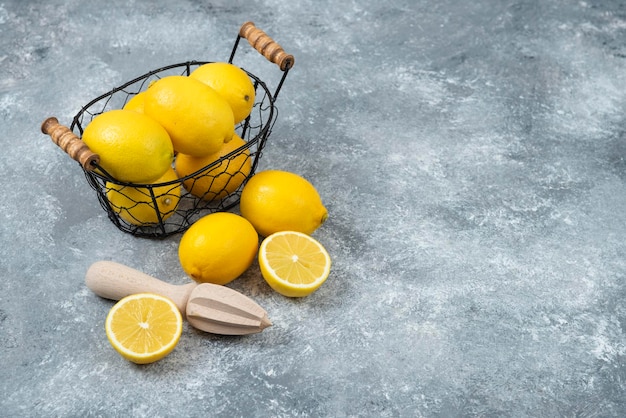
[178,212,259,285]
[240,170,328,237]
[105,293,183,364]
[144,75,234,157]
[190,62,256,124]
[123,91,146,113]
[81,109,174,183]
[259,231,332,297]
[174,134,251,201]
[106,167,181,225]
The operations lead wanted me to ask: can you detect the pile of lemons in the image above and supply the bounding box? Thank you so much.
[83,62,255,225]
[105,171,332,364]
[91,64,334,365]
[84,62,332,301]
[179,170,331,297]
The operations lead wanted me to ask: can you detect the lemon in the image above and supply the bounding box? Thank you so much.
[175,134,251,201]
[144,75,234,157]
[81,109,174,183]
[123,91,146,113]
[178,212,259,285]
[106,167,181,225]
[190,62,256,124]
[105,293,183,364]
[259,231,332,297]
[240,170,328,237]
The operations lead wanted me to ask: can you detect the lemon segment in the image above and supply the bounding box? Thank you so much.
[105,293,183,364]
[259,231,331,297]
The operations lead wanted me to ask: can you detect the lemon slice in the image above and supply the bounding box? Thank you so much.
[258,231,332,297]
[105,293,183,364]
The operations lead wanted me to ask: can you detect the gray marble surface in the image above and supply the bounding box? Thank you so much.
[2,0,626,416]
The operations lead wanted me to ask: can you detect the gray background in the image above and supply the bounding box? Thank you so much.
[2,0,625,416]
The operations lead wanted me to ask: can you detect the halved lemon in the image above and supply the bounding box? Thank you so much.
[105,293,183,364]
[258,231,332,297]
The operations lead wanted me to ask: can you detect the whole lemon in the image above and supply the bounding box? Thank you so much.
[106,167,181,226]
[190,62,256,124]
[178,212,258,285]
[175,134,251,201]
[240,170,328,237]
[144,75,235,157]
[81,109,174,183]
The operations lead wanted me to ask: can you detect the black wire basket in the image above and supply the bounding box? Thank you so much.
[42,22,294,238]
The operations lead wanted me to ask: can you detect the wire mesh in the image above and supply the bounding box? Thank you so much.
[70,60,280,238]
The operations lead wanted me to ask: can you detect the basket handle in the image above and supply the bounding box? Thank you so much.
[239,21,295,71]
[41,117,100,171]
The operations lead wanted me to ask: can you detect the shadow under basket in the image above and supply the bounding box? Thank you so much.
[41,22,294,238]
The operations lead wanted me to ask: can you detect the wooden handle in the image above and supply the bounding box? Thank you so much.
[85,261,196,314]
[41,117,99,171]
[239,21,295,71]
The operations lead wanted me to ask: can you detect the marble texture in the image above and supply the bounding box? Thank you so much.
[1,0,625,416]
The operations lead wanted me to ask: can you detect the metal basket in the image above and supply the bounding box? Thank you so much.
[41,22,294,238]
